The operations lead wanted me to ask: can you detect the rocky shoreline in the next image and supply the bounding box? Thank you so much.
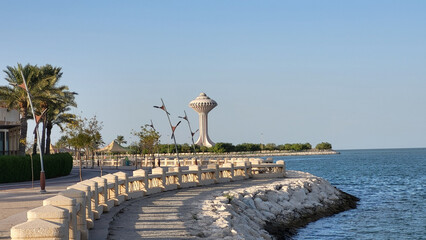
[185,170,359,240]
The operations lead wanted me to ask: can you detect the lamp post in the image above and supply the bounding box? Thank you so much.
[154,99,181,166]
[16,71,46,193]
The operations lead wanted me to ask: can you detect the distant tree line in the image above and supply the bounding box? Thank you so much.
[125,141,333,155]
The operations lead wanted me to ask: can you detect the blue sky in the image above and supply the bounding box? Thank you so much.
[1,1,425,149]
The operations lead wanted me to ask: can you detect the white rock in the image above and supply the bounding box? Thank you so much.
[189,170,349,240]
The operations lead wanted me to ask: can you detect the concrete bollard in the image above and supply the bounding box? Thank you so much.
[43,195,78,240]
[276,160,286,177]
[26,205,70,239]
[133,169,148,194]
[222,163,234,180]
[60,188,88,240]
[67,184,93,229]
[113,171,129,200]
[207,164,219,183]
[152,167,166,191]
[188,165,201,185]
[91,177,113,212]
[80,180,102,219]
[102,174,125,206]
[11,219,67,240]
[169,167,182,187]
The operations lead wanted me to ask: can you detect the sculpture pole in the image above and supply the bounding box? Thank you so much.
[178,110,198,154]
[19,71,46,193]
[154,99,181,166]
[148,120,161,166]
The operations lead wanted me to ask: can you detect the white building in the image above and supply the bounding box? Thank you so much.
[0,104,20,155]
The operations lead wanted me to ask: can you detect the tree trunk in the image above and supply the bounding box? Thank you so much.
[45,120,53,155]
[32,131,37,155]
[40,118,47,155]
[19,107,28,156]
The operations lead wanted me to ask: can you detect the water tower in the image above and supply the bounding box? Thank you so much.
[189,93,217,147]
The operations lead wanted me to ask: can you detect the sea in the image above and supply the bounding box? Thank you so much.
[271,148,426,240]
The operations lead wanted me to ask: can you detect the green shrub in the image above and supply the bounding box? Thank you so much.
[315,142,332,150]
[0,153,73,183]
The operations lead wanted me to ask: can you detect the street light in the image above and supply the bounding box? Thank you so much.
[13,71,46,193]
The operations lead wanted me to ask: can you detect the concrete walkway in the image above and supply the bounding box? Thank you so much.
[105,178,280,240]
[1,167,283,239]
[0,166,144,239]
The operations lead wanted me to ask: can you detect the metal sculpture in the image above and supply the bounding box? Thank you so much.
[154,99,181,165]
[178,110,198,154]
[12,72,47,193]
[148,120,161,166]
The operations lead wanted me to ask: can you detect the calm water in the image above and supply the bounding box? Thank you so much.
[272,148,426,240]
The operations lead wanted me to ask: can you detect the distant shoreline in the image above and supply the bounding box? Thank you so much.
[160,149,339,158]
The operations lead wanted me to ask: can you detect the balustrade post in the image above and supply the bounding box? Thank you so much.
[11,219,67,240]
[114,171,129,200]
[152,167,166,191]
[133,169,148,194]
[60,188,88,240]
[276,160,286,177]
[26,205,69,239]
[207,164,219,183]
[169,166,182,188]
[67,184,93,229]
[81,180,102,219]
[188,165,201,185]
[43,195,78,240]
[91,177,113,212]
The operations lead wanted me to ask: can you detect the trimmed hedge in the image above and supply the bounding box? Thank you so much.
[0,153,73,183]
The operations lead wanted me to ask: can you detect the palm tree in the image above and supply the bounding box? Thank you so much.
[33,65,66,154]
[115,135,127,146]
[0,64,42,155]
[0,63,78,155]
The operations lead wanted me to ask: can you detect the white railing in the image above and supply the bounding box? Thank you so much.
[10,160,285,240]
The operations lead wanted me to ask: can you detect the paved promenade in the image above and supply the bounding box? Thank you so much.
[0,166,139,239]
[0,166,283,239]
[105,178,279,240]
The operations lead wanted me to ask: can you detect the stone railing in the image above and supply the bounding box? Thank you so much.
[75,156,286,168]
[10,161,285,240]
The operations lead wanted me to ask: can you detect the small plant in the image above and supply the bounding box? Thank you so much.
[223,193,234,204]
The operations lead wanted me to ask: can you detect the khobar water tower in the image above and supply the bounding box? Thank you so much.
[189,93,217,147]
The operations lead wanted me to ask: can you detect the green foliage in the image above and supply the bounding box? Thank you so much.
[315,142,332,150]
[212,142,235,153]
[115,135,127,146]
[0,63,77,155]
[235,143,261,152]
[127,142,141,154]
[223,193,234,204]
[0,153,73,183]
[132,125,160,156]
[151,141,327,154]
[264,143,277,151]
[64,115,104,157]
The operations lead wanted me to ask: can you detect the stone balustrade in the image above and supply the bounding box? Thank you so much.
[10,160,285,240]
